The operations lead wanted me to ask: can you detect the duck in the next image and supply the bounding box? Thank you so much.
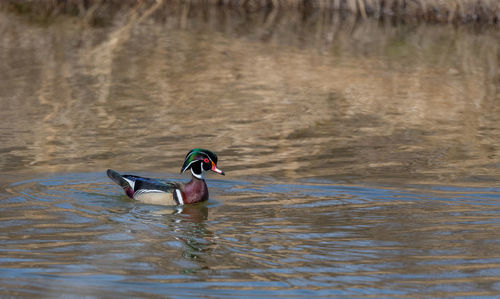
[106,148,224,205]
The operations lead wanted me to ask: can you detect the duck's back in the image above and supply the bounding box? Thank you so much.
[107,169,179,205]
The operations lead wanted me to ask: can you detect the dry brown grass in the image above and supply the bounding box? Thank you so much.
[1,0,499,25]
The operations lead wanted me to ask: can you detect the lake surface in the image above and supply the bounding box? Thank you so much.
[1,3,500,297]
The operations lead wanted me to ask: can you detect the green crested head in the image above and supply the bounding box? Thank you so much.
[181,148,224,177]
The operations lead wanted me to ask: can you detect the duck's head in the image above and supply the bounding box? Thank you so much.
[181,148,225,179]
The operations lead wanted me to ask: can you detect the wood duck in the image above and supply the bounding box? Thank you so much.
[106,148,224,205]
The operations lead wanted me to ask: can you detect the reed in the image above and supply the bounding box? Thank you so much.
[219,0,500,24]
[1,0,499,24]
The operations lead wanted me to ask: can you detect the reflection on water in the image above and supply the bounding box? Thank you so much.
[0,5,499,184]
[0,3,500,298]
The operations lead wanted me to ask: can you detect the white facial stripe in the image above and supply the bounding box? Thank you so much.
[183,153,214,173]
[182,160,195,172]
[175,189,184,205]
[123,178,135,189]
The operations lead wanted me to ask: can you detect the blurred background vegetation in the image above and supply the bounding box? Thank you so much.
[1,0,499,25]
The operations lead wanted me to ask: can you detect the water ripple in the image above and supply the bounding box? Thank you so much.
[0,173,499,297]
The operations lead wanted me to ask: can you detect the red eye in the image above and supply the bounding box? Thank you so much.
[203,158,209,163]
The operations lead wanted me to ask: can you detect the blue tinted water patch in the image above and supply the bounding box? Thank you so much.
[18,190,54,202]
[98,232,135,241]
[418,257,500,266]
[0,257,43,263]
[146,274,193,280]
[407,184,500,203]
[285,199,347,208]
[236,181,500,209]
[70,206,103,216]
[211,178,251,188]
[39,172,105,184]
[235,182,427,202]
[9,178,56,187]
[53,202,74,209]
[297,178,338,185]
[0,196,27,203]
[58,211,95,224]
[0,219,32,228]
[423,184,500,193]
[0,267,60,277]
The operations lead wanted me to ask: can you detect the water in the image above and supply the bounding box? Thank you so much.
[1,3,500,297]
[2,173,500,297]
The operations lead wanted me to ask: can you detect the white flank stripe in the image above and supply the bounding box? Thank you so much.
[123,178,135,189]
[176,189,184,205]
[136,189,165,194]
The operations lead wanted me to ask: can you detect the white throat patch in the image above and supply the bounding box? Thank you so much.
[191,167,205,180]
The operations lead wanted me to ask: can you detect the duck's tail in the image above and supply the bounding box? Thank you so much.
[107,169,130,189]
[107,169,135,198]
